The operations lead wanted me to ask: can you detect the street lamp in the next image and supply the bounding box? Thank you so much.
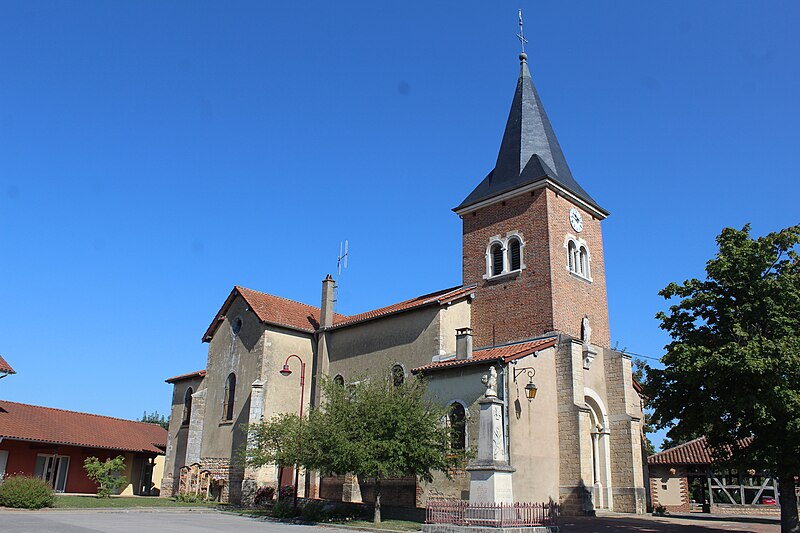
[279,354,306,508]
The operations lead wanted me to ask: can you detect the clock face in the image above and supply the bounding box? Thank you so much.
[569,208,584,232]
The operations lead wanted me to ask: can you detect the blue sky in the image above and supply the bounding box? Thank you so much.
[1,2,798,450]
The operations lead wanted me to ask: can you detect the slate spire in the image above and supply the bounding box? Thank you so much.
[456,53,606,215]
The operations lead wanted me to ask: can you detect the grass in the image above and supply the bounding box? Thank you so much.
[332,518,423,531]
[54,494,220,509]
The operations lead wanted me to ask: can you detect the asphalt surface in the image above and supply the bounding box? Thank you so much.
[0,509,783,533]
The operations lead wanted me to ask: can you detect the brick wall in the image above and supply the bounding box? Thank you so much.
[462,190,554,348]
[546,191,610,348]
[461,188,610,349]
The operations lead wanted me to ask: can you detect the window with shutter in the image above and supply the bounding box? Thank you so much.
[491,243,504,276]
[509,238,521,271]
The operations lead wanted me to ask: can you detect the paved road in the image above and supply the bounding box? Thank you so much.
[0,509,783,533]
[562,513,780,532]
[0,509,340,533]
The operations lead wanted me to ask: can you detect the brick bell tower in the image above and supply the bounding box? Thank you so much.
[455,51,611,349]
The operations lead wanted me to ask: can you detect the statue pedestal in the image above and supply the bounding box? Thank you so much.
[467,396,516,503]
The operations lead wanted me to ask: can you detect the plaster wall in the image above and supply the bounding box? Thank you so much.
[420,364,489,503]
[162,375,204,496]
[260,326,315,421]
[200,295,264,459]
[436,300,472,357]
[507,348,560,503]
[327,307,445,382]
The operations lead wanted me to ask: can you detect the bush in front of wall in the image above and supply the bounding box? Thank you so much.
[0,475,55,509]
[83,455,127,498]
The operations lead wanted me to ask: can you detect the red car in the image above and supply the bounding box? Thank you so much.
[761,496,776,505]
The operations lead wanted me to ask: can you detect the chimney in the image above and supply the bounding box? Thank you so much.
[320,274,336,329]
[455,328,473,360]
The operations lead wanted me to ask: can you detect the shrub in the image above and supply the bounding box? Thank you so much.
[174,492,207,503]
[84,456,127,498]
[278,484,295,500]
[272,498,300,519]
[653,504,668,516]
[254,486,275,506]
[300,499,328,522]
[0,476,55,509]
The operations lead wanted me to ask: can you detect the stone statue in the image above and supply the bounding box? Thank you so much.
[481,366,498,397]
[581,316,592,345]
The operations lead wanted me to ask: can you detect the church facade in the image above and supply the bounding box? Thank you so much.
[161,51,646,515]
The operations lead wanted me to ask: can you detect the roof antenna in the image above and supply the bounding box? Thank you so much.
[516,9,528,59]
[335,240,348,304]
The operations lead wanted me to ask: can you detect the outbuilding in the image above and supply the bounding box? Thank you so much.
[0,400,166,495]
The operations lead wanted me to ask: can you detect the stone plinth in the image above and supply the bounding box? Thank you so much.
[467,395,515,503]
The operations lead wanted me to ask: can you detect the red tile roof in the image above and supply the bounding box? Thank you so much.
[203,284,476,341]
[0,400,167,454]
[412,337,558,373]
[165,370,207,383]
[0,355,14,375]
[331,284,477,329]
[648,436,753,465]
[203,286,349,339]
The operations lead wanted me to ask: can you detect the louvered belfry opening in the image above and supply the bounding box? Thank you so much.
[509,238,521,271]
[491,243,504,276]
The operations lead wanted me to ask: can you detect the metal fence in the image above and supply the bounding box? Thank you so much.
[426,500,559,527]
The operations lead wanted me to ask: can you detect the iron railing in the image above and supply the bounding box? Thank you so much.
[426,500,559,527]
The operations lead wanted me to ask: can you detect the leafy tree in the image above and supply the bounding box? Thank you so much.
[646,224,800,533]
[247,372,464,524]
[244,412,303,503]
[140,410,169,430]
[84,455,128,498]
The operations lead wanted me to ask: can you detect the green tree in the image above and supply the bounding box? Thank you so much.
[646,224,800,533]
[84,455,128,498]
[247,372,464,524]
[140,410,169,430]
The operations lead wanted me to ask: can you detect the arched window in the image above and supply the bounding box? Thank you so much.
[579,246,589,277]
[182,387,193,426]
[231,317,242,336]
[448,402,466,451]
[508,238,521,271]
[391,365,405,387]
[568,241,577,273]
[333,374,345,387]
[223,373,236,421]
[490,243,504,276]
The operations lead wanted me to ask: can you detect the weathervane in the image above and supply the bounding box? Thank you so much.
[516,9,528,54]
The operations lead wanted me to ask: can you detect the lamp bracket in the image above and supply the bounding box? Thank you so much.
[513,366,536,383]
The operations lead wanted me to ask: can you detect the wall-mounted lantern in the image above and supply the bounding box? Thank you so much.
[513,367,537,402]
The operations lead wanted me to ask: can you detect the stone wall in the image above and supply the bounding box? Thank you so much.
[200,457,243,503]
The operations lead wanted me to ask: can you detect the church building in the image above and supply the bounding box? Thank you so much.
[162,49,646,515]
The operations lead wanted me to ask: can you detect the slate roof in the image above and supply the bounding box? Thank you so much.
[203,284,476,341]
[648,436,753,466]
[165,369,207,383]
[412,337,558,373]
[0,400,167,454]
[0,355,14,375]
[329,284,477,330]
[455,54,606,216]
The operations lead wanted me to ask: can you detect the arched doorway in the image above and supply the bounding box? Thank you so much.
[584,390,612,510]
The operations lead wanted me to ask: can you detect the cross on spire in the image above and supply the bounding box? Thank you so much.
[516,9,528,54]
